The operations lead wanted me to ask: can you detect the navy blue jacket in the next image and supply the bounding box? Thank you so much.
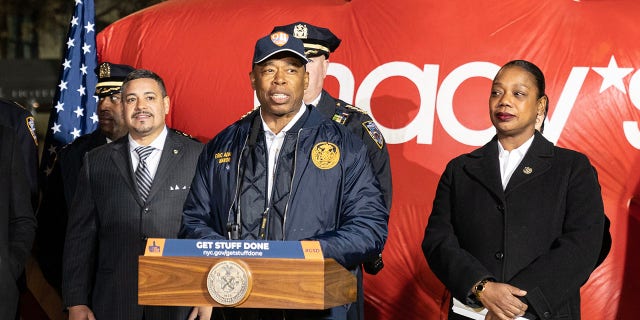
[181,106,388,319]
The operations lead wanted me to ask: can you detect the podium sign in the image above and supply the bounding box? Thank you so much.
[138,239,356,309]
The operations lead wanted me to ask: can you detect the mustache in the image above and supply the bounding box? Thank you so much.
[132,111,153,118]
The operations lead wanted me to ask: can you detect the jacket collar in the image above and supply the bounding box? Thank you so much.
[249,104,326,133]
[315,90,336,119]
[465,131,555,199]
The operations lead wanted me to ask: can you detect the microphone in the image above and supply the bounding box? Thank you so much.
[227,113,261,240]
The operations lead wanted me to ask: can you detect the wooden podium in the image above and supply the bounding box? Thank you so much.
[138,239,356,310]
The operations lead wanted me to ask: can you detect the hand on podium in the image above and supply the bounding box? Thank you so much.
[188,306,213,320]
[68,305,96,320]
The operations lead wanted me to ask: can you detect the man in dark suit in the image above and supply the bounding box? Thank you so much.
[62,69,203,320]
[37,62,135,293]
[0,124,37,319]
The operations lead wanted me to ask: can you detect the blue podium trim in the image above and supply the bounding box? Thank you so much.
[144,238,322,259]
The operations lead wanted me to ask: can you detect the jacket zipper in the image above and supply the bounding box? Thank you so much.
[281,128,302,240]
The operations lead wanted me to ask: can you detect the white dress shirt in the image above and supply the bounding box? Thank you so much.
[261,104,306,203]
[498,135,534,190]
[308,92,322,107]
[128,126,168,180]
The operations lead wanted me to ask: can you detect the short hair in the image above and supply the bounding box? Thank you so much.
[122,69,167,97]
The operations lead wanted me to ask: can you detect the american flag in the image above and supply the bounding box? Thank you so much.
[40,0,98,179]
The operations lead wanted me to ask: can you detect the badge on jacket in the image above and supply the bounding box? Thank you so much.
[362,120,384,149]
[311,142,340,170]
[26,116,37,145]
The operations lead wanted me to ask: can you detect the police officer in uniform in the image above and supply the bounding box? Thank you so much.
[36,62,135,292]
[0,98,38,206]
[271,22,392,320]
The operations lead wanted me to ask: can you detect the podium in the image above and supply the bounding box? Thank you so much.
[138,239,356,310]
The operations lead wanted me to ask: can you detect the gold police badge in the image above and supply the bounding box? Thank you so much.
[207,260,252,306]
[311,142,340,170]
[99,62,111,78]
[293,23,308,39]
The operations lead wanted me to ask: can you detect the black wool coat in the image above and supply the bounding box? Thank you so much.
[423,132,606,320]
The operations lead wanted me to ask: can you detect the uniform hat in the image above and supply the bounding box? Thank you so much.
[253,32,309,65]
[95,62,135,97]
[271,22,341,58]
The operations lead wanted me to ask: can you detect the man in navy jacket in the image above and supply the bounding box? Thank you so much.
[180,32,388,320]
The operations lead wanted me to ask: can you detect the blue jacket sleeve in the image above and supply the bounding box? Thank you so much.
[180,145,226,240]
[309,137,389,269]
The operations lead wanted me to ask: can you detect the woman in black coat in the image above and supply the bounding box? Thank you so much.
[423,60,607,320]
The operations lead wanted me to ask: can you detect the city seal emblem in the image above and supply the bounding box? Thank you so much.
[207,260,252,306]
[311,142,340,170]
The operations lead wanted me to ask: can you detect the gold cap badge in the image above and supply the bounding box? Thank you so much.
[99,62,111,79]
[293,24,308,39]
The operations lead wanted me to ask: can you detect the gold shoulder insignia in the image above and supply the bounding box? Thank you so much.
[344,104,367,115]
[25,116,37,146]
[171,128,197,140]
[240,107,259,120]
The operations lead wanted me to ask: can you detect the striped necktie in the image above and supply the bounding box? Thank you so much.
[134,146,155,202]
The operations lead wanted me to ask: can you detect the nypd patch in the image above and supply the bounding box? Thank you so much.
[26,116,37,146]
[362,121,384,149]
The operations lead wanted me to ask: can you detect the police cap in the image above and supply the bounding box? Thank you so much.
[95,62,135,97]
[271,22,341,58]
[253,32,309,66]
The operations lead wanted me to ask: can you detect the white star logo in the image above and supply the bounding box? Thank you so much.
[77,85,86,96]
[70,16,79,27]
[58,80,68,91]
[94,95,99,103]
[48,144,57,155]
[63,59,72,69]
[592,55,633,93]
[67,37,75,49]
[85,21,95,33]
[51,122,61,134]
[74,106,85,118]
[90,112,99,123]
[74,0,82,5]
[80,64,88,75]
[54,101,64,113]
[71,128,82,140]
[82,43,91,54]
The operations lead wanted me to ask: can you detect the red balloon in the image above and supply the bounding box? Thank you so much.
[98,1,640,318]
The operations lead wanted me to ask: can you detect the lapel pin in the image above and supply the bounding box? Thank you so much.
[523,166,533,174]
[173,149,179,154]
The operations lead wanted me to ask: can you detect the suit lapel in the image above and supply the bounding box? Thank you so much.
[145,131,184,202]
[110,137,144,207]
[464,137,505,201]
[504,132,554,195]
